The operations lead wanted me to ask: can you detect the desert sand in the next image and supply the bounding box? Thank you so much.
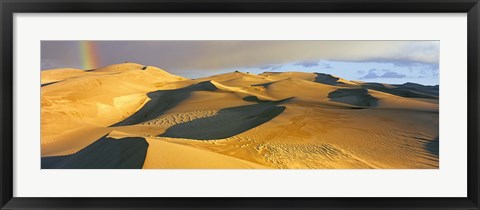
[41,63,439,169]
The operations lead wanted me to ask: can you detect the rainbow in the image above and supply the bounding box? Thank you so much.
[80,41,100,70]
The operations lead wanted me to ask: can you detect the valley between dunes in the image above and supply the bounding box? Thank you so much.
[41,63,439,169]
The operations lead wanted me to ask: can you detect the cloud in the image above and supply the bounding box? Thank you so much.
[362,72,381,79]
[260,64,283,70]
[42,40,439,72]
[369,59,439,71]
[319,62,333,69]
[294,61,318,68]
[361,69,406,79]
[294,61,333,69]
[381,71,406,78]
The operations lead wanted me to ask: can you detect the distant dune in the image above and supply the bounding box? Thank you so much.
[41,63,439,169]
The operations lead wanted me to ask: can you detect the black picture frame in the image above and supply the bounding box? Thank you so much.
[1,0,479,209]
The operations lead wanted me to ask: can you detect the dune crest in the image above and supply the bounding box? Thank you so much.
[41,63,439,169]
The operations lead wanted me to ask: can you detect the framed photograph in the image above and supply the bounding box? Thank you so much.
[1,0,479,209]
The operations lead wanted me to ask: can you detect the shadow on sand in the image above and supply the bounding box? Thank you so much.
[112,81,217,126]
[242,95,272,103]
[41,135,148,169]
[160,101,287,140]
[41,81,59,87]
[314,73,343,85]
[424,137,439,157]
[328,88,378,107]
[251,82,274,88]
[361,82,438,99]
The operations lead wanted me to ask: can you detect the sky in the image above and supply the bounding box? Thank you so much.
[41,40,439,85]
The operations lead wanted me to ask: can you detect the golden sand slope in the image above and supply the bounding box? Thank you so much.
[41,63,439,169]
[41,63,187,156]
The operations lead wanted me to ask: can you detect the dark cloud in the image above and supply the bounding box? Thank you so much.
[41,41,439,82]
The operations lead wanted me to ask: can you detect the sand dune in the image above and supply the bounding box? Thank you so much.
[328,88,378,107]
[41,63,187,156]
[261,71,356,86]
[41,68,88,85]
[160,102,286,140]
[42,134,148,169]
[142,136,269,169]
[41,63,439,169]
[361,82,439,99]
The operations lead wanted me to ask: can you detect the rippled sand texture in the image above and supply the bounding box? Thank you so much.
[41,63,439,169]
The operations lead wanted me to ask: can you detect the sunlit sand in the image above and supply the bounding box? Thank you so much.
[41,63,439,169]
